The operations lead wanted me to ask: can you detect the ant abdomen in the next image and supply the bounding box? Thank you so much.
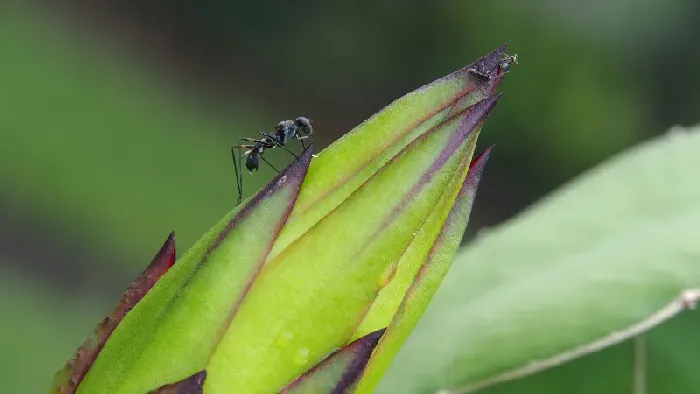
[245,151,260,172]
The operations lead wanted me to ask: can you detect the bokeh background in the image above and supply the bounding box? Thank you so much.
[1,1,699,392]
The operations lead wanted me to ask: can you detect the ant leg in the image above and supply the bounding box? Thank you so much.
[238,146,245,205]
[259,155,281,174]
[230,144,256,205]
[296,136,317,157]
[257,130,300,159]
[467,67,492,80]
[231,146,243,205]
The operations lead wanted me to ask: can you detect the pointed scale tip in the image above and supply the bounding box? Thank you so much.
[365,328,388,348]
[459,93,503,137]
[466,45,508,74]
[469,146,493,170]
[206,141,314,253]
[161,231,177,268]
[259,141,314,200]
[481,92,503,115]
[477,92,504,116]
[332,328,388,393]
[462,147,492,197]
[149,231,177,271]
[149,370,207,393]
[463,45,514,94]
[279,328,387,394]
[51,231,180,394]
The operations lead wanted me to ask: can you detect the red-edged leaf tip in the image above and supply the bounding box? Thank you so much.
[469,146,493,170]
[162,231,176,269]
[51,232,178,393]
[467,147,492,176]
[334,328,387,394]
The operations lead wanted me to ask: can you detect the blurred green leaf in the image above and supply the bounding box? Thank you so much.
[471,311,700,394]
[378,126,700,393]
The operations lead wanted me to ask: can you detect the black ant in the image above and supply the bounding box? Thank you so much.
[231,117,314,205]
[467,53,518,80]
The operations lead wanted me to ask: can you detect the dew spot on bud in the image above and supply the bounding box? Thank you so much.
[275,330,294,348]
[293,347,310,366]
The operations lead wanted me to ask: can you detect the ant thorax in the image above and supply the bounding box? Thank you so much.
[275,120,298,144]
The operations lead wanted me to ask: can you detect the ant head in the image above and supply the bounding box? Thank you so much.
[275,120,295,136]
[295,117,313,135]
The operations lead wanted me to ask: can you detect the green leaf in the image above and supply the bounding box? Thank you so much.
[77,148,313,394]
[469,311,700,394]
[280,329,386,394]
[378,126,700,393]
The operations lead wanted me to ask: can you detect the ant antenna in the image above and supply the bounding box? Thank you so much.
[259,155,281,173]
[256,130,300,159]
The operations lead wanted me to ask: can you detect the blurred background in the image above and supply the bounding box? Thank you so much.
[1,1,699,392]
